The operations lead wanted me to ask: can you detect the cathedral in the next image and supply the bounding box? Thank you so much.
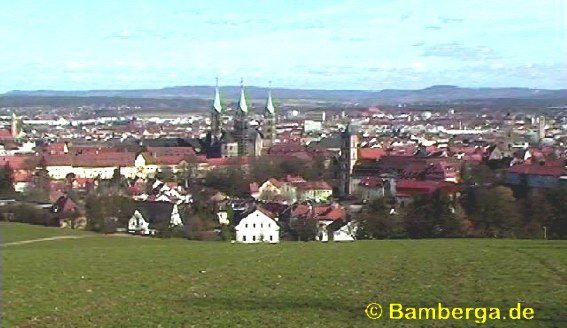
[200,79,277,159]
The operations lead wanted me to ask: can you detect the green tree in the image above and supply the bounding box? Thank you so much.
[516,191,553,238]
[28,158,51,202]
[403,191,462,238]
[543,187,567,239]
[110,167,122,186]
[86,194,136,232]
[204,167,250,197]
[291,218,318,241]
[0,163,15,197]
[468,186,520,237]
[356,198,404,239]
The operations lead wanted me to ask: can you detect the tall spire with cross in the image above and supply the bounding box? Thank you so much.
[211,77,222,138]
[237,77,248,114]
[235,78,249,156]
[265,81,275,116]
[262,81,277,149]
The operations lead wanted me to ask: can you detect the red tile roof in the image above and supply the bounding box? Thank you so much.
[292,204,311,217]
[396,180,440,194]
[74,152,135,167]
[43,143,67,154]
[43,154,74,166]
[291,203,346,221]
[284,175,306,183]
[294,180,332,190]
[143,153,190,165]
[268,143,305,154]
[257,207,277,219]
[0,155,39,170]
[358,148,387,161]
[508,163,565,176]
[207,156,251,166]
[359,177,383,188]
[267,178,284,188]
[146,147,196,156]
[0,129,12,138]
[249,182,259,193]
[43,152,136,167]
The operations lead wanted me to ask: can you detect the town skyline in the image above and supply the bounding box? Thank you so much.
[1,0,565,92]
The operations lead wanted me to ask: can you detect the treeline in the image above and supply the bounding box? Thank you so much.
[201,155,334,197]
[358,186,567,240]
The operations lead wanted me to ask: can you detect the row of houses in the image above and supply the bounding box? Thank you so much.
[250,175,333,204]
[0,148,252,192]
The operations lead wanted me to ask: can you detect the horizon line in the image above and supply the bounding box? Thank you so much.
[4,84,567,94]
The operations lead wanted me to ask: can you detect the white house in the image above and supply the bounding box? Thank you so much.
[128,202,183,235]
[235,209,280,243]
[317,220,358,242]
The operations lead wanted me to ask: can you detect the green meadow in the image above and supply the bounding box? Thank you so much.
[1,222,92,244]
[2,223,566,327]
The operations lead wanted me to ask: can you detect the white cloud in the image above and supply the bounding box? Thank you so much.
[65,62,90,69]
[410,62,425,70]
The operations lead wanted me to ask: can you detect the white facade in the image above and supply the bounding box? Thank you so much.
[317,221,358,242]
[235,209,280,243]
[128,204,183,235]
[47,165,119,179]
[128,210,152,235]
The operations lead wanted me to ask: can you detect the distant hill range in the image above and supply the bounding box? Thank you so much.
[3,85,567,108]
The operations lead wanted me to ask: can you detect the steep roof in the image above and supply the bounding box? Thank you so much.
[135,201,176,229]
[212,79,222,113]
[265,88,275,116]
[237,82,248,114]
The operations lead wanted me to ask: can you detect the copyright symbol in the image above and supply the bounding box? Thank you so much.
[365,302,383,320]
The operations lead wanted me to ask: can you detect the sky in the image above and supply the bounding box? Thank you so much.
[0,0,565,92]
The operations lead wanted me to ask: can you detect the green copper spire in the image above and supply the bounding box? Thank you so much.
[265,81,275,115]
[212,77,222,113]
[238,78,248,114]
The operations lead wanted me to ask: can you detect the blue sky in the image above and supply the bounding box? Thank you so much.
[0,0,565,91]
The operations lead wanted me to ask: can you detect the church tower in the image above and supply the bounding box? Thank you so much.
[11,113,23,139]
[211,77,223,140]
[234,79,249,156]
[262,82,277,149]
[338,123,358,197]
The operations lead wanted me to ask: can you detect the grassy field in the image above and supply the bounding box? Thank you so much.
[1,222,92,244]
[2,223,566,327]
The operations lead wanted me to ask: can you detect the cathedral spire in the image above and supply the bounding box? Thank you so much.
[235,78,250,157]
[212,77,222,114]
[210,77,222,138]
[237,78,248,114]
[265,81,275,116]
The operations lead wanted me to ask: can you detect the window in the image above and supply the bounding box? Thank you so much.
[261,223,263,228]
[270,235,273,241]
[253,224,256,228]
[268,223,271,228]
[252,236,256,241]
[245,224,248,228]
[243,235,247,241]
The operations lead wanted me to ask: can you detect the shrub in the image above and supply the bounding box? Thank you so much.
[220,225,235,241]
